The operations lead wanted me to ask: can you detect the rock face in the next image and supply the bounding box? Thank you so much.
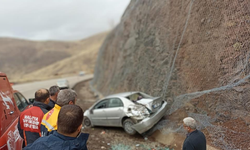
[92,0,250,149]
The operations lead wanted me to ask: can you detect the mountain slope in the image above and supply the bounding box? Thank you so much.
[0,32,108,82]
[92,0,250,149]
[22,32,106,81]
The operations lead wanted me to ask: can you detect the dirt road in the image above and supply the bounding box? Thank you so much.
[13,74,93,99]
[73,80,170,150]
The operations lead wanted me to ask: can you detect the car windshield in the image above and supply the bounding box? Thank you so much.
[126,92,151,101]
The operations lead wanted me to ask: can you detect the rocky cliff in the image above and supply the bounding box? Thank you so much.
[92,0,250,149]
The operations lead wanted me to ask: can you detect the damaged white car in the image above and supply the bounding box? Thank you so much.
[83,91,168,135]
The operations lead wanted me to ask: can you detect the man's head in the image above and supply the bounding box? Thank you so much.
[57,105,83,136]
[35,89,50,104]
[49,85,60,100]
[56,89,77,107]
[183,117,197,133]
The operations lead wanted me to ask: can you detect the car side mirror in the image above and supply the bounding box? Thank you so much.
[90,109,94,114]
[29,98,35,104]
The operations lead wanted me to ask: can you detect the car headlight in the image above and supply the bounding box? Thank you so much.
[152,101,162,109]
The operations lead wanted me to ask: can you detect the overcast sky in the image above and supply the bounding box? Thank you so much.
[0,0,130,41]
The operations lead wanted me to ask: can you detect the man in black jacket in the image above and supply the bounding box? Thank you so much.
[182,117,206,150]
[48,85,60,110]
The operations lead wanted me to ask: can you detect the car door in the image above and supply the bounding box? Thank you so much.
[105,98,124,126]
[91,99,109,126]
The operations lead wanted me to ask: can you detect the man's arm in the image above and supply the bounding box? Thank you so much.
[183,140,195,150]
[17,117,24,139]
[23,140,49,150]
[40,123,49,137]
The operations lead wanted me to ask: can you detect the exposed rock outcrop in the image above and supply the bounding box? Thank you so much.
[93,0,250,149]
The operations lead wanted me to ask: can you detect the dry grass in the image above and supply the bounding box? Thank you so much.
[3,32,108,83]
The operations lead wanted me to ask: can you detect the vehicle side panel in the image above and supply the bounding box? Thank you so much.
[0,76,19,135]
[0,119,23,150]
[0,75,23,150]
[105,107,125,126]
[91,109,108,126]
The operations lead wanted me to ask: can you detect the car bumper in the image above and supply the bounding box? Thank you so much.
[132,101,168,134]
[58,86,69,89]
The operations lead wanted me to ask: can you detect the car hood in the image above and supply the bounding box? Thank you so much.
[136,98,153,104]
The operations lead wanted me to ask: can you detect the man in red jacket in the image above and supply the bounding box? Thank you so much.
[18,88,50,147]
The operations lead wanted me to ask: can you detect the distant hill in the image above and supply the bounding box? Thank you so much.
[0,32,108,82]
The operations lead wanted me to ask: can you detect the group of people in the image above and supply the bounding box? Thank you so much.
[17,86,206,150]
[17,86,88,150]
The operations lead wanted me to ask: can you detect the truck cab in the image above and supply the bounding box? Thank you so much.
[0,72,23,150]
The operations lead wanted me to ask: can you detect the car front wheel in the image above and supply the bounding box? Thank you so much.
[123,118,137,135]
[83,117,92,127]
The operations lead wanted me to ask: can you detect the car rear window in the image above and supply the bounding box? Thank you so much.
[126,92,151,101]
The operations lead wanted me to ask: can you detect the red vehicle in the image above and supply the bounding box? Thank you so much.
[0,72,23,150]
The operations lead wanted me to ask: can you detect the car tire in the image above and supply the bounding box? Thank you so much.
[83,117,92,128]
[123,118,137,135]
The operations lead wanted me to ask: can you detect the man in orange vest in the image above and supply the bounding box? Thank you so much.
[41,89,77,136]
